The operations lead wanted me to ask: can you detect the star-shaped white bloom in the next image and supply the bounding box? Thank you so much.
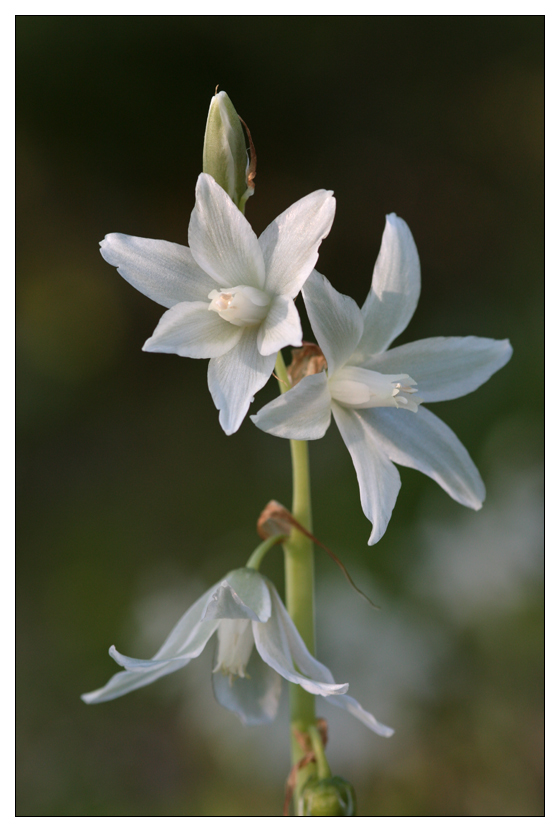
[101,173,336,434]
[252,214,513,545]
[82,568,392,736]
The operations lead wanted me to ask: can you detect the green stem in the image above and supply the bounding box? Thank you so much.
[275,352,318,809]
[245,534,285,571]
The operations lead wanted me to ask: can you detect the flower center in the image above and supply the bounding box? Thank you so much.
[329,366,423,413]
[213,618,255,679]
[208,285,271,327]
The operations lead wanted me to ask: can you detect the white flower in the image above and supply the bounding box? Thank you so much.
[252,214,513,545]
[100,174,335,434]
[82,568,392,736]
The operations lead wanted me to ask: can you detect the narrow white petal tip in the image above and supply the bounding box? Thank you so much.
[218,413,238,436]
[108,645,122,663]
[141,337,170,354]
[468,483,485,511]
[367,529,384,547]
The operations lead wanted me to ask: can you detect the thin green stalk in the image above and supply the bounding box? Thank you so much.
[275,352,318,809]
[245,534,285,570]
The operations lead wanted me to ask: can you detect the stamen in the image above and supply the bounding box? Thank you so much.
[208,285,271,327]
[329,366,423,413]
[214,293,232,311]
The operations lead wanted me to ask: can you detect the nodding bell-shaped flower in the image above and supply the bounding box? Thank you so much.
[100,173,335,435]
[82,568,393,736]
[202,90,254,212]
[252,213,513,545]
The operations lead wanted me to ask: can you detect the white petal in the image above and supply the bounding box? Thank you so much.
[152,583,222,660]
[202,568,272,623]
[100,234,216,307]
[332,403,401,545]
[251,373,332,440]
[108,643,205,671]
[188,173,266,289]
[253,589,348,697]
[257,295,302,356]
[212,649,282,726]
[207,328,277,435]
[82,584,222,704]
[359,336,513,402]
[325,694,394,738]
[303,271,364,376]
[143,302,243,358]
[259,190,336,297]
[357,214,421,356]
[81,658,193,704]
[266,581,339,686]
[364,406,485,510]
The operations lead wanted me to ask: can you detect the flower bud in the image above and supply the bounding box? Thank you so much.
[202,90,253,211]
[299,776,357,816]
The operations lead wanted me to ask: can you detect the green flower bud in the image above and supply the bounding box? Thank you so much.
[202,90,254,211]
[299,776,357,817]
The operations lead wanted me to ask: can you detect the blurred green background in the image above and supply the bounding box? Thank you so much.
[17,16,543,817]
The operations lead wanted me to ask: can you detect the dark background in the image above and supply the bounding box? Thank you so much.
[17,16,543,817]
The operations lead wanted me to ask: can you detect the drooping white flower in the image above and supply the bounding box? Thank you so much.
[82,568,392,736]
[100,173,335,434]
[252,213,513,545]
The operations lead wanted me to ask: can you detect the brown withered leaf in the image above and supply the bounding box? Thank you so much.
[256,501,379,610]
[257,500,292,540]
[287,342,327,386]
